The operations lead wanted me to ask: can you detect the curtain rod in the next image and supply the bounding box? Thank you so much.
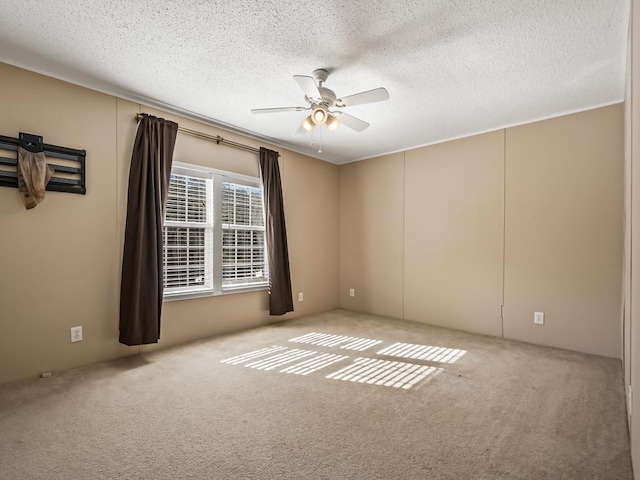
[135,113,278,156]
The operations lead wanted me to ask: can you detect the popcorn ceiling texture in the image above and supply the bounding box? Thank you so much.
[0,0,629,163]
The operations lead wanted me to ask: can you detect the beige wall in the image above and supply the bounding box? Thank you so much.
[340,105,624,358]
[284,151,340,316]
[339,153,404,319]
[404,131,505,337]
[504,107,623,357]
[0,64,120,381]
[0,63,339,384]
[627,0,640,476]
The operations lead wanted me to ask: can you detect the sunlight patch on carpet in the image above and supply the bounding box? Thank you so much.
[280,352,349,375]
[289,332,382,351]
[326,357,442,389]
[220,340,448,389]
[220,346,288,365]
[222,347,317,370]
[377,343,466,364]
[242,348,317,370]
[222,347,348,375]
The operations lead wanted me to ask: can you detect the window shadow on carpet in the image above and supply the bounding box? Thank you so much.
[220,332,466,391]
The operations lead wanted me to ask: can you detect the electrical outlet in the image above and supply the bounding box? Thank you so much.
[534,312,544,325]
[349,288,355,297]
[70,326,83,343]
[298,292,304,302]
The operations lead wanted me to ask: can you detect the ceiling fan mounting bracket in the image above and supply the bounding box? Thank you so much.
[313,68,329,85]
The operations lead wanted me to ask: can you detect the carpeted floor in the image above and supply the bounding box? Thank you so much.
[0,310,633,479]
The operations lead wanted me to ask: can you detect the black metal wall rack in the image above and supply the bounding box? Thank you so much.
[0,132,86,195]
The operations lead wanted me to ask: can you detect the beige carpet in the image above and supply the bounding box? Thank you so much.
[0,310,632,479]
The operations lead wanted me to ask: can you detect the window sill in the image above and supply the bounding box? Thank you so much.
[163,285,269,302]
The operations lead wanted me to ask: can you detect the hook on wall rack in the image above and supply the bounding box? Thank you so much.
[0,133,86,194]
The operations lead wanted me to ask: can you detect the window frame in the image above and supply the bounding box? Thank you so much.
[163,161,268,302]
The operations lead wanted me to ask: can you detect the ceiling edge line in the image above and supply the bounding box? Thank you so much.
[343,98,625,165]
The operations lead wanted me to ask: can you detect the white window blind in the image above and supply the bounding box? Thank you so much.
[221,182,267,288]
[162,162,267,299]
[163,172,213,295]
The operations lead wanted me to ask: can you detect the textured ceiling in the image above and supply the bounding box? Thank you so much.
[0,0,630,164]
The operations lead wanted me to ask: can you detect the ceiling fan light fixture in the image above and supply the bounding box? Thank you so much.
[253,70,388,136]
[301,115,314,132]
[326,114,340,132]
[311,107,328,125]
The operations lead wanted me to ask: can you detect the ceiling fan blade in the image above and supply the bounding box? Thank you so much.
[337,87,389,107]
[335,112,370,132]
[293,75,321,101]
[251,106,309,114]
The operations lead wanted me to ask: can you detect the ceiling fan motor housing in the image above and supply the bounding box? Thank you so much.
[318,87,336,106]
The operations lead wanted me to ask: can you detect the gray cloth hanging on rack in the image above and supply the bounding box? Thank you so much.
[17,146,53,209]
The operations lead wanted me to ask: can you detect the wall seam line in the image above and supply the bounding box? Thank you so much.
[115,97,121,358]
[502,128,507,339]
[629,5,634,391]
[402,150,406,321]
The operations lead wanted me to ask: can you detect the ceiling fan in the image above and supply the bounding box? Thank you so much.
[251,69,389,135]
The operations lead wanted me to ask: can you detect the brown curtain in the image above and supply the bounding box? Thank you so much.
[119,115,178,345]
[259,147,294,315]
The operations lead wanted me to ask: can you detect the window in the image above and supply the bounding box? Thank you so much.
[221,182,266,287]
[163,162,267,299]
